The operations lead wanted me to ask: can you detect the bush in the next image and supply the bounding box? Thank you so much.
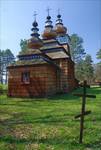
[0,84,3,94]
[0,84,8,94]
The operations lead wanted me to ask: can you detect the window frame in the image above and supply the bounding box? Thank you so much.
[21,72,30,84]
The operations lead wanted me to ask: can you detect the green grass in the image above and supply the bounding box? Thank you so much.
[0,84,7,90]
[0,87,101,150]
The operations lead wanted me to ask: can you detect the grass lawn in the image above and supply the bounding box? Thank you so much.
[0,87,101,150]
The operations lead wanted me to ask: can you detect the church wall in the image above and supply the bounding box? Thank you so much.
[45,67,57,96]
[8,64,57,97]
[56,58,76,93]
[66,59,76,91]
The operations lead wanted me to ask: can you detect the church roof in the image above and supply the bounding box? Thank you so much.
[18,49,41,56]
[40,42,62,50]
[46,51,69,59]
[8,56,61,71]
[8,58,46,68]
[18,38,69,59]
[10,12,71,70]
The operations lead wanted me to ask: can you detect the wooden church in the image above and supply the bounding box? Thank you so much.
[7,10,78,97]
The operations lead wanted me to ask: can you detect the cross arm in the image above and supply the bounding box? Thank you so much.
[75,110,91,119]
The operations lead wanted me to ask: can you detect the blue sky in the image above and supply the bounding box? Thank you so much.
[0,0,101,63]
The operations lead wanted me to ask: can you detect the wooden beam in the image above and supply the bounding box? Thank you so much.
[75,110,91,119]
[79,80,87,143]
[73,94,96,98]
[62,48,70,57]
[79,84,90,88]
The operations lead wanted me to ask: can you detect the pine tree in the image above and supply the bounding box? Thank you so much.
[83,55,94,84]
[0,50,3,83]
[70,34,86,63]
[96,49,101,60]
[19,39,28,54]
[0,49,15,84]
[70,34,86,82]
[95,49,101,83]
[75,60,85,81]
[94,63,101,82]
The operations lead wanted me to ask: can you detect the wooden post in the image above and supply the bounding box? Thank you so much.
[79,80,86,143]
[74,80,96,144]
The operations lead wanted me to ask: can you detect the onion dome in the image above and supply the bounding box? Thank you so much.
[55,11,67,35]
[42,8,57,39]
[27,12,43,49]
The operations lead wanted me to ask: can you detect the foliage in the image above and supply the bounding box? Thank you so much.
[0,49,15,84]
[0,50,2,82]
[19,39,28,54]
[70,34,86,63]
[96,49,101,60]
[0,87,101,150]
[75,54,94,83]
[94,49,101,82]
[0,84,3,93]
[83,54,94,84]
[70,34,87,82]
[75,59,85,81]
[0,84,7,94]
[94,63,101,81]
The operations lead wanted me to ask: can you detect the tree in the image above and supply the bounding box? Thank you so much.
[0,50,3,83]
[70,34,86,82]
[83,54,94,84]
[96,49,101,60]
[75,59,85,81]
[70,34,86,63]
[0,49,15,84]
[3,49,15,83]
[94,63,101,82]
[19,39,28,54]
[95,49,101,83]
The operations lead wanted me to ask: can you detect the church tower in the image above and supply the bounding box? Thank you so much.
[28,12,43,50]
[42,8,56,40]
[54,10,71,57]
[53,10,76,92]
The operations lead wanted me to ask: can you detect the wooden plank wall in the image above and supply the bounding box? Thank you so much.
[8,65,57,97]
[57,58,77,93]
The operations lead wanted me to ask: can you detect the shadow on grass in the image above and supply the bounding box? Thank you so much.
[1,87,100,103]
[0,114,77,146]
[0,133,101,149]
[34,114,74,125]
[0,111,74,126]
[85,140,101,149]
[0,112,28,126]
[87,87,101,95]
[36,87,100,101]
[0,133,80,146]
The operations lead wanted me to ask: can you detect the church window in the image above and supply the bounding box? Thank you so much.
[22,72,30,84]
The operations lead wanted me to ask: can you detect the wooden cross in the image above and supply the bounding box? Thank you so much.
[58,8,60,15]
[46,7,51,16]
[33,11,37,21]
[74,80,96,143]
